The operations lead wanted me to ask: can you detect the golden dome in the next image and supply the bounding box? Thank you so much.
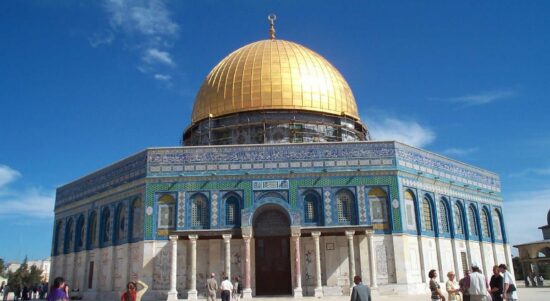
[191,39,359,123]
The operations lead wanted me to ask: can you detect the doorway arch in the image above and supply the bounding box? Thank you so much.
[253,204,292,295]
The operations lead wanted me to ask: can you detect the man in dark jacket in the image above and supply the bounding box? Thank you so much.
[350,275,371,301]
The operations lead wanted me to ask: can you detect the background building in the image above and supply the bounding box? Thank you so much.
[514,209,550,281]
[50,22,513,300]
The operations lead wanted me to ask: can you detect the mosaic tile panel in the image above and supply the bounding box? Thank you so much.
[177,191,185,229]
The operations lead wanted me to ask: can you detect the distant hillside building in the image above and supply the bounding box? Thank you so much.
[50,19,514,301]
[7,258,51,282]
[514,209,550,277]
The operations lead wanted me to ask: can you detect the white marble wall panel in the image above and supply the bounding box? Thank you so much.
[374,234,396,284]
[495,244,506,265]
[438,239,454,277]
[230,239,243,282]
[420,237,438,280]
[153,241,170,290]
[481,242,495,273]
[74,251,87,291]
[176,240,187,293]
[114,244,129,291]
[196,240,209,296]
[469,241,482,268]
[301,237,316,296]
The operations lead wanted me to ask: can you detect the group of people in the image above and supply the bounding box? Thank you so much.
[429,263,517,301]
[524,273,544,287]
[206,273,243,301]
[1,282,49,300]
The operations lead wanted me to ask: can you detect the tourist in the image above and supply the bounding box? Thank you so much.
[206,273,218,301]
[468,263,488,301]
[489,265,503,301]
[498,264,517,301]
[350,275,371,301]
[232,276,242,301]
[120,278,149,301]
[537,275,544,287]
[524,275,529,287]
[446,271,461,301]
[459,270,471,301]
[1,284,8,301]
[220,276,233,301]
[428,270,446,301]
[47,277,67,301]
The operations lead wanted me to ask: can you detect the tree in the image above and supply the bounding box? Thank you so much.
[6,257,44,295]
[0,258,5,277]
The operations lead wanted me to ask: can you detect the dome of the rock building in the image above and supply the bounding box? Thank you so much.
[191,39,359,123]
[183,36,368,146]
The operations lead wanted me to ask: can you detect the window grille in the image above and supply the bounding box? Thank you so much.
[304,193,319,224]
[117,207,127,241]
[492,209,502,239]
[468,206,478,236]
[369,188,388,223]
[404,191,417,231]
[89,212,97,247]
[481,210,490,238]
[191,195,208,228]
[226,202,236,225]
[158,194,176,229]
[439,200,449,233]
[422,198,433,231]
[132,199,143,239]
[102,210,111,243]
[336,190,354,224]
[454,204,464,234]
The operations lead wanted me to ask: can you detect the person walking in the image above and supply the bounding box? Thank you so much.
[120,278,149,301]
[498,264,517,301]
[220,276,233,301]
[47,277,68,301]
[206,273,218,301]
[446,271,461,301]
[489,265,503,301]
[428,270,446,301]
[350,275,371,301]
[467,263,488,301]
[232,276,242,301]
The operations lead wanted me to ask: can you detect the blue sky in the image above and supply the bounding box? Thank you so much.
[1,1,549,261]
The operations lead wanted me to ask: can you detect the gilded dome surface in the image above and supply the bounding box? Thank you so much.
[191,39,359,123]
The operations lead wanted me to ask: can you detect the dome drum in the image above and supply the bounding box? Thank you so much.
[182,110,368,146]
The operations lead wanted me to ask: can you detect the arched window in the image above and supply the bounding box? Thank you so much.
[369,188,388,223]
[191,194,209,228]
[454,203,464,235]
[422,197,434,231]
[225,195,241,227]
[438,199,450,233]
[492,209,503,240]
[101,208,112,245]
[336,189,355,224]
[158,194,176,229]
[303,191,321,224]
[116,204,127,242]
[404,190,417,231]
[88,211,97,248]
[64,218,74,253]
[480,208,491,239]
[468,205,479,236]
[131,198,143,239]
[75,215,85,251]
[54,220,63,255]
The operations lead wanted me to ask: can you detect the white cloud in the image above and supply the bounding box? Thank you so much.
[442,147,478,157]
[0,165,54,219]
[367,117,436,148]
[0,165,21,187]
[509,167,550,178]
[88,30,115,47]
[143,48,174,66]
[504,188,550,253]
[439,89,516,107]
[154,73,171,81]
[96,0,180,82]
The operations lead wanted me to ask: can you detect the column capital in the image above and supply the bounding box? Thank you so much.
[311,231,321,238]
[291,226,301,237]
[188,234,198,241]
[365,230,374,237]
[169,235,179,242]
[345,230,355,239]
[222,234,232,241]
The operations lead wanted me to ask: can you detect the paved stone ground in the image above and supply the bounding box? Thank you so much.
[4,286,546,301]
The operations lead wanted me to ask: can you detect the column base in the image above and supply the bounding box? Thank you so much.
[187,289,197,300]
[242,288,253,300]
[293,287,303,298]
[167,290,178,301]
[314,287,323,298]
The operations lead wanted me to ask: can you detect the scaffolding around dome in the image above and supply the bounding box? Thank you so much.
[182,109,369,146]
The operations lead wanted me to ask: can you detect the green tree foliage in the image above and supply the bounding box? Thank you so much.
[6,258,44,294]
[0,258,6,277]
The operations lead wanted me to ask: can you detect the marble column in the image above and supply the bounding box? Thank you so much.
[223,234,232,280]
[365,230,377,289]
[242,233,253,299]
[311,232,323,298]
[167,235,178,301]
[435,237,444,282]
[291,231,303,298]
[188,235,198,301]
[345,230,356,289]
